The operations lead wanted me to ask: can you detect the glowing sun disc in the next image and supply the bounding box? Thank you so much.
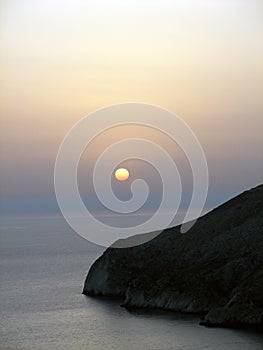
[115,168,129,181]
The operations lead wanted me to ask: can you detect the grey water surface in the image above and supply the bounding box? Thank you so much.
[0,216,262,350]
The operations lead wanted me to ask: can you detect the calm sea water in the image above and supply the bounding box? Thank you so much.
[0,216,262,350]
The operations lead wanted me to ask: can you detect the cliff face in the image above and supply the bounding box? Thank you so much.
[83,185,263,328]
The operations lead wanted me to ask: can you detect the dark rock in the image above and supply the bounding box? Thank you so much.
[83,184,263,328]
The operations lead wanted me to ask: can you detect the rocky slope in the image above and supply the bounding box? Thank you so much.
[83,184,263,328]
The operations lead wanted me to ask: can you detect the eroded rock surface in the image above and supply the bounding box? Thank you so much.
[83,185,263,328]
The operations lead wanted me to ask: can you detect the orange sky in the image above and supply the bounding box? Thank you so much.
[0,0,262,212]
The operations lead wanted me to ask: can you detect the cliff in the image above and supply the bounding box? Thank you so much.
[83,184,263,328]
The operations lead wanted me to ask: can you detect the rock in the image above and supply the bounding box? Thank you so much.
[83,184,263,328]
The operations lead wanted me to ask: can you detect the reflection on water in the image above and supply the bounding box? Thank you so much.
[0,216,262,350]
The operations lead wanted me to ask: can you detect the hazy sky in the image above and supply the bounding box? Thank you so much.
[1,0,262,214]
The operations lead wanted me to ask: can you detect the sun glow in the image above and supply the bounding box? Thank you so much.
[115,168,130,181]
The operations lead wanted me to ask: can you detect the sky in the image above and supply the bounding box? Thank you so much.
[0,0,263,216]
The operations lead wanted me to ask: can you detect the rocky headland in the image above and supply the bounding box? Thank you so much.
[83,184,263,328]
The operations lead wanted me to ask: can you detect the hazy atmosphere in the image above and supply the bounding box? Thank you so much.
[1,2,263,349]
[1,0,263,215]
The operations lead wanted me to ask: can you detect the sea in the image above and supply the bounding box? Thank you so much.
[0,215,262,350]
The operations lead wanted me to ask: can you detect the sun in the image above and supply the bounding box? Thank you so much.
[115,168,129,181]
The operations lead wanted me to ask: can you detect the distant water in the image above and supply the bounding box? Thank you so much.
[0,215,262,350]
